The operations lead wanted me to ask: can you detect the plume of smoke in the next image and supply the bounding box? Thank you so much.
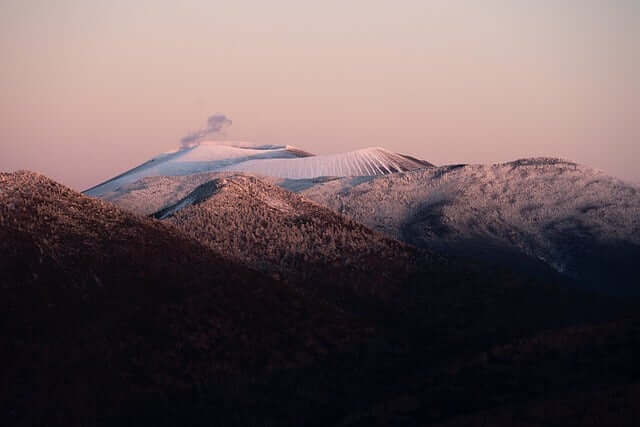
[180,114,232,148]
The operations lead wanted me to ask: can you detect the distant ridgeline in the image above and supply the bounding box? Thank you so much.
[90,148,640,296]
[84,141,432,197]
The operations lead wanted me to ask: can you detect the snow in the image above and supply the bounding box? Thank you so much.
[86,152,639,293]
[300,158,640,244]
[219,147,422,179]
[87,154,640,292]
[297,158,640,290]
[94,173,230,215]
[154,194,198,220]
[85,141,306,197]
[85,142,428,197]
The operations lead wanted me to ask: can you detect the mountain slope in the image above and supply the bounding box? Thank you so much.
[3,171,639,427]
[0,171,364,426]
[85,142,431,197]
[218,146,432,179]
[100,172,230,215]
[131,174,640,426]
[152,174,423,305]
[85,141,311,196]
[299,158,640,294]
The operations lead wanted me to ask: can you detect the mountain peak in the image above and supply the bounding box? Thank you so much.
[85,144,433,197]
[503,157,578,168]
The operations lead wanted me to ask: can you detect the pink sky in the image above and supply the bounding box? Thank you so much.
[1,1,638,189]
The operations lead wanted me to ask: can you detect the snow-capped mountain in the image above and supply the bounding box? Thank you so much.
[84,141,310,196]
[85,141,431,197]
[298,158,640,294]
[216,146,432,179]
[85,141,639,294]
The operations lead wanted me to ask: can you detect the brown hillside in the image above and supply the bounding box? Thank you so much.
[0,171,364,426]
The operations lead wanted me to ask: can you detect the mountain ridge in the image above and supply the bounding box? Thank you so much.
[299,157,640,294]
[3,170,639,426]
[84,142,432,197]
[151,173,425,305]
[0,170,366,425]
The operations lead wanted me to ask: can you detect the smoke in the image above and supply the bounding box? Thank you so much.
[180,114,232,148]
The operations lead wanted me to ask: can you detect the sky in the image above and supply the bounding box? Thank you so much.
[1,0,638,190]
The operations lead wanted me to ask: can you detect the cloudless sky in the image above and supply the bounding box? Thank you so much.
[1,0,638,189]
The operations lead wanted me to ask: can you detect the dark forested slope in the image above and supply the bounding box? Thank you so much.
[0,171,364,426]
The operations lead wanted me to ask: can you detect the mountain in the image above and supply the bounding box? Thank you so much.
[3,170,639,426]
[298,158,640,294]
[98,172,233,215]
[88,171,426,304]
[151,174,423,305]
[88,151,640,294]
[0,171,365,426]
[84,141,311,196]
[85,141,431,197]
[217,146,432,179]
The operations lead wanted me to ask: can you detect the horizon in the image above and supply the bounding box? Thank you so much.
[1,1,639,190]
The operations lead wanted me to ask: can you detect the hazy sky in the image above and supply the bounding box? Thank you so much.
[1,0,638,189]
